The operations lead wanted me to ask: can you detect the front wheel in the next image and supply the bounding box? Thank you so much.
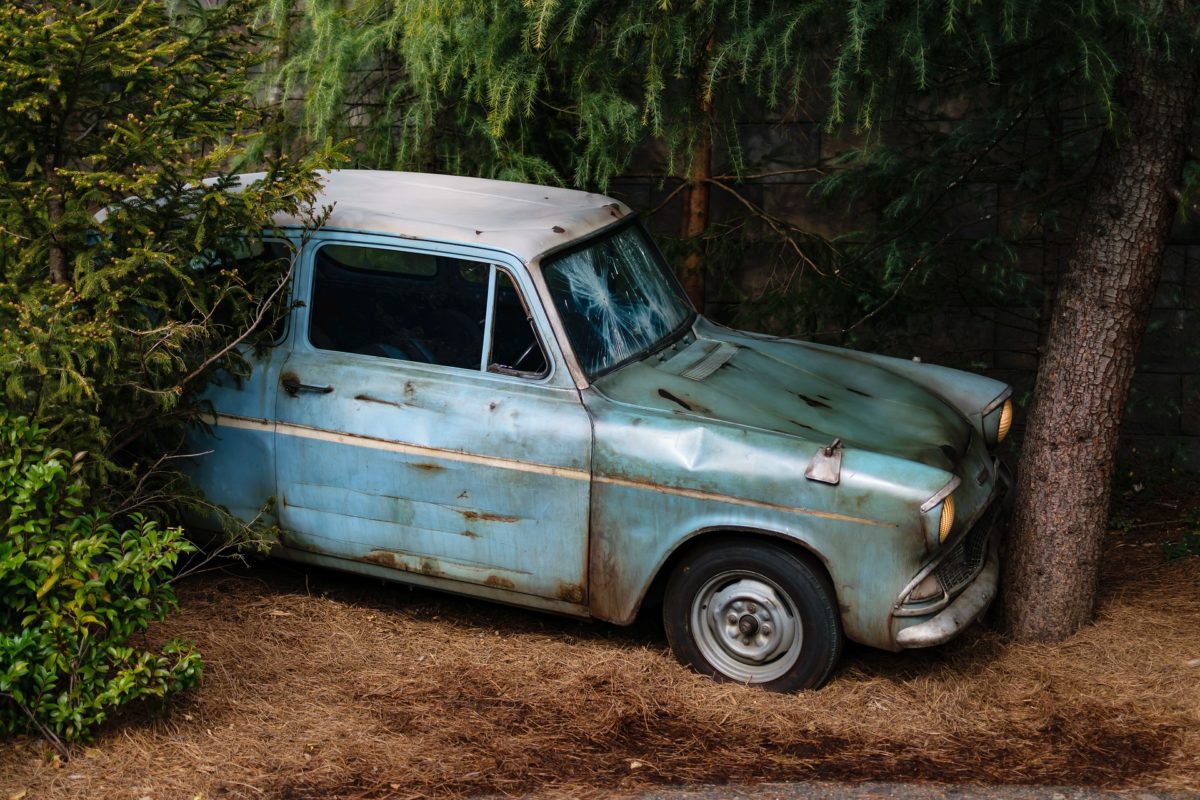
[663,540,843,692]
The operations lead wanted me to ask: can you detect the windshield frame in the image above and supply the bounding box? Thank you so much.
[539,216,697,381]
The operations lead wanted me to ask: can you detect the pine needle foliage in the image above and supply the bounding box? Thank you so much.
[736,0,1199,347]
[270,0,828,188]
[0,0,334,488]
[269,0,1195,348]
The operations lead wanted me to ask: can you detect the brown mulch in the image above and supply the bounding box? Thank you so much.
[2,490,1198,799]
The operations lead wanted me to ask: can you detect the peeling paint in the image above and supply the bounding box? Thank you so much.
[459,510,521,523]
[797,393,832,409]
[355,393,405,409]
[362,550,409,571]
[657,388,694,411]
[557,582,585,604]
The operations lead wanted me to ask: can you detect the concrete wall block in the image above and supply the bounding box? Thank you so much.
[709,182,765,224]
[605,180,651,213]
[1154,245,1187,309]
[642,181,686,237]
[1182,375,1200,436]
[762,182,858,239]
[1139,310,1200,372]
[819,128,867,164]
[1186,245,1200,309]
[1123,373,1182,436]
[625,138,672,176]
[904,308,996,369]
[1120,435,1200,471]
[715,123,822,182]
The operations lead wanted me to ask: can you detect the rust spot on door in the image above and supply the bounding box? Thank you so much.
[557,582,585,604]
[658,389,694,411]
[409,462,445,472]
[459,510,520,523]
[361,550,410,571]
[355,393,404,409]
[485,575,516,589]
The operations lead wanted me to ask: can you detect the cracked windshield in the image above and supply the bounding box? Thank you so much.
[543,223,692,377]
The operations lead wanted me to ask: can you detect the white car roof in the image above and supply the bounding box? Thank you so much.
[244,169,634,261]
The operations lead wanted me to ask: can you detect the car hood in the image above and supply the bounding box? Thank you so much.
[590,328,973,472]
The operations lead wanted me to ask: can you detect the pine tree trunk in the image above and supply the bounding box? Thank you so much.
[678,37,714,311]
[45,161,68,285]
[1002,16,1197,641]
[679,126,711,308]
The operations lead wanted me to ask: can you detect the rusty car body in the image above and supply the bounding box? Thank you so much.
[187,170,1013,690]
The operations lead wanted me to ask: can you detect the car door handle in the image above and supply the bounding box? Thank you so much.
[281,375,334,397]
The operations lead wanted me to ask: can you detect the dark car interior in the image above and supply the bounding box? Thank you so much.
[308,243,547,377]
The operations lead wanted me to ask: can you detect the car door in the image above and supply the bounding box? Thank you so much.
[185,238,297,528]
[272,233,593,604]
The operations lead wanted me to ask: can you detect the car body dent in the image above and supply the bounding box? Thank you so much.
[579,323,1005,649]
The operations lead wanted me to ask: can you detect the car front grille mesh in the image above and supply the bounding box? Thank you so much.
[933,507,995,593]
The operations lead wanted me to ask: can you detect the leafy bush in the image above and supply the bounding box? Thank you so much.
[1,412,200,752]
[0,0,337,749]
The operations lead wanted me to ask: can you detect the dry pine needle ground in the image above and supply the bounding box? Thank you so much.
[2,491,1198,800]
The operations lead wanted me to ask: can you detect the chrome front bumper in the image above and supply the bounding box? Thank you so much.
[895,537,999,648]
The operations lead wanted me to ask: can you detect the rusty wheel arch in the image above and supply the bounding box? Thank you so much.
[631,527,836,624]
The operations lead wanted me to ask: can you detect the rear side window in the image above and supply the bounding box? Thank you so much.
[236,239,294,343]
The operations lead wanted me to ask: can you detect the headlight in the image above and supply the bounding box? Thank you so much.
[997,398,1013,443]
[938,494,956,543]
[921,477,960,548]
[982,391,1014,448]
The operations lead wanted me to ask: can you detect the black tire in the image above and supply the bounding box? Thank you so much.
[662,539,843,692]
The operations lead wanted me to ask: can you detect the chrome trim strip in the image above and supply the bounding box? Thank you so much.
[981,386,1014,416]
[920,475,962,513]
[211,412,896,529]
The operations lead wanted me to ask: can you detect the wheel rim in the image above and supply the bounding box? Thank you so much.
[690,570,802,684]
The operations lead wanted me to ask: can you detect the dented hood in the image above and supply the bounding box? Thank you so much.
[591,329,974,471]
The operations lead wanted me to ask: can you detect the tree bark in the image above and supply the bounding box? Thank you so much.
[1002,15,1198,641]
[678,36,714,311]
[679,126,711,309]
[44,155,69,285]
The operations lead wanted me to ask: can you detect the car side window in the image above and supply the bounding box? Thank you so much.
[309,243,487,369]
[308,243,548,378]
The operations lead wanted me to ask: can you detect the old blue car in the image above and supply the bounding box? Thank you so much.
[188,169,1013,691]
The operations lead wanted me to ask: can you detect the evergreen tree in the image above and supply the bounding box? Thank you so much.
[268,0,831,306]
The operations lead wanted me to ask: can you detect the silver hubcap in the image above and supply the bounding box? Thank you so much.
[691,570,802,684]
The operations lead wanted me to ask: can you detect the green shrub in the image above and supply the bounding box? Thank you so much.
[0,412,200,751]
